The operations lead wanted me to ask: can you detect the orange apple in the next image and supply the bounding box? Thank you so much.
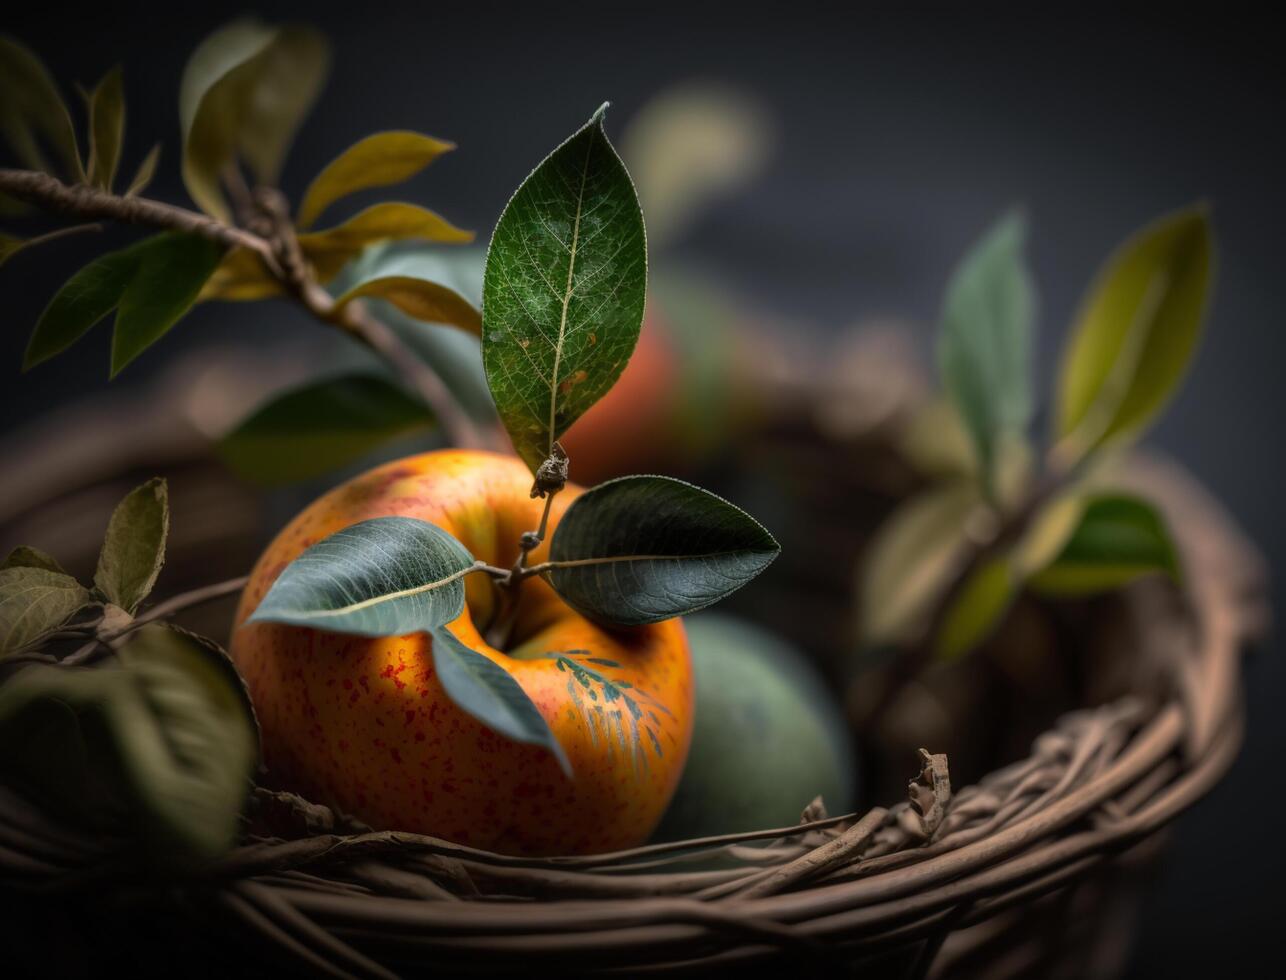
[231,450,694,855]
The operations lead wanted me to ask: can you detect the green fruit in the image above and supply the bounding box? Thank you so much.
[654,614,856,841]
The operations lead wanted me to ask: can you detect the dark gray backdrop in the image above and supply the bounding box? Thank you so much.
[3,4,1281,974]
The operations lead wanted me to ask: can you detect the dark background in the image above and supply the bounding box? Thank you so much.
[3,3,1281,974]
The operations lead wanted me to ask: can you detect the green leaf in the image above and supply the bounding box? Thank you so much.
[179,19,329,219]
[1,231,29,268]
[219,373,434,485]
[298,130,455,230]
[859,482,984,647]
[482,104,647,472]
[94,477,168,613]
[431,626,570,776]
[248,516,475,635]
[1053,205,1214,464]
[937,211,1036,495]
[1027,493,1180,596]
[199,245,281,302]
[0,623,258,863]
[298,202,473,282]
[0,36,84,181]
[124,143,161,198]
[24,232,224,375]
[332,249,481,334]
[548,475,779,626]
[1,545,67,575]
[84,66,125,191]
[935,557,1016,661]
[0,567,91,655]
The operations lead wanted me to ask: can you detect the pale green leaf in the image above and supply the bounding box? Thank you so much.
[85,66,125,191]
[219,373,434,484]
[482,104,647,472]
[0,623,257,862]
[94,477,168,613]
[548,475,779,626]
[2,545,67,575]
[1027,493,1180,596]
[0,36,84,181]
[937,211,1035,495]
[179,19,328,219]
[247,516,475,635]
[431,626,570,776]
[124,143,161,198]
[1054,205,1213,464]
[0,567,91,655]
[859,481,984,647]
[298,202,473,282]
[935,557,1015,661]
[24,232,224,374]
[298,130,455,230]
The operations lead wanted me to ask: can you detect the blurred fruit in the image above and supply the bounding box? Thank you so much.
[653,613,855,840]
[232,450,693,855]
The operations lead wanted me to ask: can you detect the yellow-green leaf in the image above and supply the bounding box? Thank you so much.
[859,481,985,647]
[1053,206,1213,465]
[0,36,84,181]
[1,231,28,267]
[0,566,91,655]
[179,19,329,219]
[332,249,480,334]
[1013,492,1086,577]
[199,246,282,301]
[84,66,125,191]
[297,130,455,230]
[94,477,169,614]
[298,202,473,282]
[124,143,161,198]
[935,557,1015,661]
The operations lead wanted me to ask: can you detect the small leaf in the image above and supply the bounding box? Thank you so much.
[248,516,475,635]
[24,232,224,374]
[1053,205,1213,464]
[1027,493,1180,596]
[937,211,1036,495]
[94,477,168,614]
[431,626,571,776]
[0,567,91,655]
[1013,492,1087,577]
[332,248,481,334]
[935,557,1016,661]
[219,373,434,484]
[179,19,329,219]
[548,475,779,626]
[482,104,648,472]
[2,545,67,575]
[859,482,984,647]
[84,66,125,191]
[0,623,258,862]
[298,130,455,230]
[124,143,161,198]
[199,246,281,302]
[0,36,85,180]
[1,231,29,268]
[298,202,473,283]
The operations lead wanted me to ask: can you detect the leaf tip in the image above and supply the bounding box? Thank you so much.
[590,101,611,126]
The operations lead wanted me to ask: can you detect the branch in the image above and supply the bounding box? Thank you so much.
[0,169,490,450]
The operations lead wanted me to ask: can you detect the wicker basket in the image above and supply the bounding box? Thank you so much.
[0,333,1267,979]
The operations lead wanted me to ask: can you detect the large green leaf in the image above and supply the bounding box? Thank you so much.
[84,66,125,191]
[331,248,481,334]
[298,130,455,230]
[219,373,434,485]
[937,212,1035,495]
[1,545,67,575]
[248,516,475,635]
[24,232,224,375]
[935,557,1015,661]
[1027,493,1180,596]
[298,202,473,282]
[482,105,647,472]
[179,19,329,219]
[0,36,84,180]
[0,566,91,655]
[1053,206,1213,464]
[548,476,778,626]
[430,626,570,775]
[94,478,169,613]
[859,481,983,647]
[0,623,258,863]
